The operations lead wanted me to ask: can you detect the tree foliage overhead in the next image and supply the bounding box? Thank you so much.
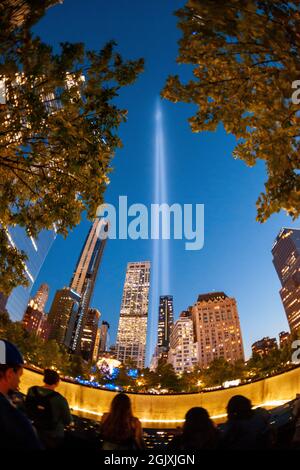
[163,0,300,222]
[0,7,144,294]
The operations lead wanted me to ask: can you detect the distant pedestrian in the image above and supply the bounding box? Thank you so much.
[220,395,272,450]
[169,407,219,450]
[26,368,72,449]
[101,393,144,450]
[0,339,42,450]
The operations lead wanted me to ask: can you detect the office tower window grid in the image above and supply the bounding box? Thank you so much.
[168,315,198,373]
[272,228,300,332]
[48,288,81,346]
[116,262,150,369]
[192,292,244,368]
[4,226,56,321]
[158,296,174,352]
[69,219,108,353]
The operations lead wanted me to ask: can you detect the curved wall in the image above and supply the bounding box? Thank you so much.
[20,367,300,428]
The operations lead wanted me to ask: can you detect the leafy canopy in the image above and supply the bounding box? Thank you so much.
[163,0,300,222]
[0,7,144,294]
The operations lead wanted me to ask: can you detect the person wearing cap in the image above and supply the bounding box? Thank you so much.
[26,368,72,449]
[0,339,42,450]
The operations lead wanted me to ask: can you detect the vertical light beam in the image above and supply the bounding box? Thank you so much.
[148,99,170,364]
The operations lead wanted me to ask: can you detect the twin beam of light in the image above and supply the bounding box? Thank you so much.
[148,100,170,364]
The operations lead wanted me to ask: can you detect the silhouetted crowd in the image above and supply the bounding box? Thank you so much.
[1,339,300,451]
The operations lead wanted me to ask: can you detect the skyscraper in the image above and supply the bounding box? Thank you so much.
[22,306,50,340]
[99,321,110,353]
[192,292,244,368]
[92,319,109,362]
[67,218,108,353]
[30,283,49,312]
[272,228,300,332]
[22,285,50,339]
[116,261,151,369]
[157,295,174,353]
[3,226,56,321]
[80,308,101,361]
[168,311,198,374]
[48,287,81,346]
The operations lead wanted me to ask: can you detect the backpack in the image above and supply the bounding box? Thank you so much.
[26,387,57,431]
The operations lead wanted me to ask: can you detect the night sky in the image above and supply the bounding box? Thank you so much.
[32,0,298,363]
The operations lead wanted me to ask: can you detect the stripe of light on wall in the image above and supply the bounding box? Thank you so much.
[23,263,34,283]
[30,236,38,252]
[70,399,290,423]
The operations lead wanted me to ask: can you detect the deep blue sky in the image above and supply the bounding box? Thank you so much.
[33,0,298,363]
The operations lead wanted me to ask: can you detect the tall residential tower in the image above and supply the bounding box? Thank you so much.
[192,292,244,368]
[116,261,151,369]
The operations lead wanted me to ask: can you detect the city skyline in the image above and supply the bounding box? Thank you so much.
[26,224,294,366]
[31,223,295,364]
[27,0,298,363]
[2,0,300,454]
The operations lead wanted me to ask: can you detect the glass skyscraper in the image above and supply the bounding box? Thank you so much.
[4,226,56,321]
[272,228,300,332]
[67,218,108,353]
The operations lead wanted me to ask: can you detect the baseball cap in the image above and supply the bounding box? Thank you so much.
[0,339,24,365]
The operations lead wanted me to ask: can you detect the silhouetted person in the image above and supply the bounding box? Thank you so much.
[220,395,272,450]
[101,393,144,450]
[26,368,72,449]
[169,407,219,450]
[292,393,300,446]
[0,339,42,450]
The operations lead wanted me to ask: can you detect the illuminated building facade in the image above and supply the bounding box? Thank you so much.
[67,218,108,354]
[158,295,174,352]
[22,305,50,340]
[80,308,101,361]
[3,226,56,321]
[192,292,244,368]
[30,283,49,312]
[272,228,300,332]
[279,331,290,349]
[48,287,81,346]
[116,261,151,369]
[168,312,198,374]
[92,327,101,362]
[99,321,110,353]
[251,337,278,357]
